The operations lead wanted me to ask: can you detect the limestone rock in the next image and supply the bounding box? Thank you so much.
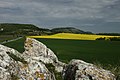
[0,44,19,80]
[23,38,58,63]
[17,59,55,80]
[23,38,66,72]
[62,59,116,80]
[0,44,55,80]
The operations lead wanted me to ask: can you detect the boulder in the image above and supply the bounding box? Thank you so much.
[23,38,58,63]
[62,59,116,80]
[0,44,20,80]
[17,59,56,80]
[23,38,66,72]
[0,44,56,80]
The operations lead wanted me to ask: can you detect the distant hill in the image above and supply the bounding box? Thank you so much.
[51,27,93,34]
[0,23,51,36]
[96,33,120,36]
[0,23,92,36]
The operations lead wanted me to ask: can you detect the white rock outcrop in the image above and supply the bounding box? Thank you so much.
[0,44,20,80]
[23,38,58,63]
[23,38,66,72]
[17,59,55,80]
[63,59,116,80]
[0,44,56,80]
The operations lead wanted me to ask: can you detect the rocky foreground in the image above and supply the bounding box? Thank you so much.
[0,38,116,80]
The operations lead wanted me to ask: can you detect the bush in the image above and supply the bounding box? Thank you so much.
[96,37,120,41]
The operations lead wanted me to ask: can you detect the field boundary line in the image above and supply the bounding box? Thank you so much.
[0,37,23,44]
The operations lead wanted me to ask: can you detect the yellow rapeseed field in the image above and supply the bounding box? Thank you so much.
[28,33,119,40]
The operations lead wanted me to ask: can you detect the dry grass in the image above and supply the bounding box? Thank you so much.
[94,62,120,80]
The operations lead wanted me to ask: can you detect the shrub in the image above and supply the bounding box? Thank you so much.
[96,37,120,41]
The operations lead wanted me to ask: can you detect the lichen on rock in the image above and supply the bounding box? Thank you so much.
[0,42,56,80]
[23,38,66,72]
[62,59,116,80]
[0,44,20,80]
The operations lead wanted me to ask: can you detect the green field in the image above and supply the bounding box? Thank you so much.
[3,38,120,66]
[3,38,25,53]
[37,38,120,65]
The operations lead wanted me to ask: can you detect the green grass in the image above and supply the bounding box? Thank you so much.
[3,38,120,65]
[3,38,25,53]
[36,38,120,65]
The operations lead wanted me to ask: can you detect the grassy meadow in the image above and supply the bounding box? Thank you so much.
[3,36,120,65]
[37,38,120,65]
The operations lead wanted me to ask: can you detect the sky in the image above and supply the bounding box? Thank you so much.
[0,0,120,33]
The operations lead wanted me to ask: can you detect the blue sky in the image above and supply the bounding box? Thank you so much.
[0,0,120,33]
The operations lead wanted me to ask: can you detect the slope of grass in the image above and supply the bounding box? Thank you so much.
[3,38,25,53]
[0,23,51,36]
[29,33,119,40]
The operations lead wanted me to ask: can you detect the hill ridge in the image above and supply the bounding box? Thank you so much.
[0,23,92,36]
